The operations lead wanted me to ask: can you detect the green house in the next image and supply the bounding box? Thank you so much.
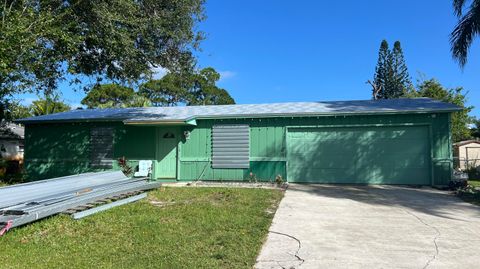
[17,98,461,185]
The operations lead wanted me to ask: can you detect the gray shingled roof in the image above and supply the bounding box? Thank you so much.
[0,122,25,139]
[16,98,462,124]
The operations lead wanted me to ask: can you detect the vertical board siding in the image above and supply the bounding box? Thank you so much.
[25,122,155,180]
[24,112,453,185]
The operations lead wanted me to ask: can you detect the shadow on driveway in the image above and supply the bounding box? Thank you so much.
[256,184,480,269]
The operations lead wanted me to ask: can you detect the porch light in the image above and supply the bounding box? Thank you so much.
[184,130,191,140]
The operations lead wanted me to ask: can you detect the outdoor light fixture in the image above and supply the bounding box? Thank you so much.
[184,130,191,140]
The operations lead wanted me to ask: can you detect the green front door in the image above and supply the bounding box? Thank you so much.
[287,126,431,184]
[155,128,179,179]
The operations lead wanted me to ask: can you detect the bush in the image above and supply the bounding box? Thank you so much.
[0,160,26,185]
[466,166,480,180]
[455,185,480,206]
[117,156,133,177]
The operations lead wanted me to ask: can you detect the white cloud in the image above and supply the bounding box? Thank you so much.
[69,103,84,110]
[151,66,168,80]
[21,97,36,106]
[219,70,237,81]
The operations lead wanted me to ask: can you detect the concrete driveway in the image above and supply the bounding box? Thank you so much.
[255,184,480,269]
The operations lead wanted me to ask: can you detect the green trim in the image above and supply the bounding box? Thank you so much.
[123,121,188,126]
[428,124,434,186]
[185,119,197,126]
[448,113,453,182]
[186,110,458,122]
[250,157,286,161]
[181,157,210,162]
[286,122,432,129]
[180,157,286,162]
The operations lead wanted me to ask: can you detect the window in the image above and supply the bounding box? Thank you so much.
[90,127,114,168]
[212,125,249,169]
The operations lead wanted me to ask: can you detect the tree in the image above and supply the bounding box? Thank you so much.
[81,84,135,108]
[0,0,205,116]
[30,95,71,116]
[371,40,390,99]
[139,67,235,106]
[409,78,473,142]
[139,75,189,106]
[390,41,413,97]
[124,95,152,108]
[0,0,76,119]
[6,102,32,120]
[369,40,412,99]
[450,0,480,67]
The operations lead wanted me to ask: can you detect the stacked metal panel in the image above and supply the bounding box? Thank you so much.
[211,124,250,169]
[0,171,161,235]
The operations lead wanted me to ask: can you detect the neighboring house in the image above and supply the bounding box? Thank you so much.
[453,140,480,171]
[0,122,25,162]
[17,98,461,186]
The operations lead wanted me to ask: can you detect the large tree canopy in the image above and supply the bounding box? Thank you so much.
[451,0,480,67]
[139,67,235,106]
[0,0,205,116]
[81,84,135,108]
[81,83,154,108]
[408,78,473,142]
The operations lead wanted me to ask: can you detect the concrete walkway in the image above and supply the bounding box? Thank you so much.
[255,184,480,269]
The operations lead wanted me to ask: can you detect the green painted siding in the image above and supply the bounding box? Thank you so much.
[24,112,453,185]
[178,119,286,182]
[25,122,155,180]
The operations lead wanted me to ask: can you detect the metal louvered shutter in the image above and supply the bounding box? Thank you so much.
[90,127,114,168]
[212,125,249,169]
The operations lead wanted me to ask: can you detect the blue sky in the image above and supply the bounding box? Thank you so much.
[20,0,480,117]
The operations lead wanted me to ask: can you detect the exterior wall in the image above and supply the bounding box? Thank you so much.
[24,112,453,185]
[178,113,452,185]
[179,118,286,182]
[24,122,155,180]
[455,143,480,170]
[0,139,24,161]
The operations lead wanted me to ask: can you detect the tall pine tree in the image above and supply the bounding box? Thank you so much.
[371,40,412,99]
[390,41,413,97]
[372,40,390,99]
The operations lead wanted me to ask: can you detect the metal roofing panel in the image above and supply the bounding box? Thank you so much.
[212,124,250,169]
[16,98,462,124]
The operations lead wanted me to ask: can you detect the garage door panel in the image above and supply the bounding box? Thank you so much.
[287,126,430,184]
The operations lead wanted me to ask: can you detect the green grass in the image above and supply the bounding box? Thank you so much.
[457,190,480,206]
[0,187,283,269]
[469,180,480,188]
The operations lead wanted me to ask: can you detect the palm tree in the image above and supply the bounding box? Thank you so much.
[450,0,480,67]
[30,94,70,116]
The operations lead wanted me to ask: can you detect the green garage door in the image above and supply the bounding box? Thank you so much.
[287,126,431,184]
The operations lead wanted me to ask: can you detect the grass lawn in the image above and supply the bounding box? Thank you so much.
[0,187,283,269]
[469,180,480,188]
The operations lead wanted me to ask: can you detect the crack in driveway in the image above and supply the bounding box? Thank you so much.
[403,210,440,269]
[268,230,305,268]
